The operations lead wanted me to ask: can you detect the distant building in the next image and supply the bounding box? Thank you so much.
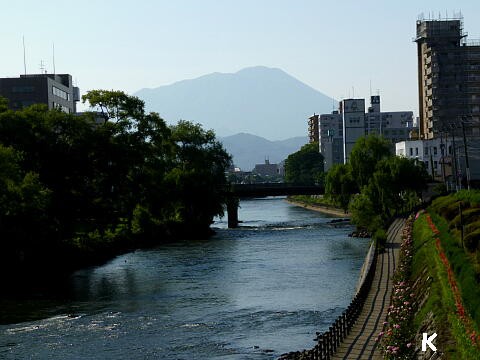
[253,159,283,177]
[0,73,80,113]
[319,111,343,171]
[317,96,413,170]
[342,98,366,163]
[308,114,319,143]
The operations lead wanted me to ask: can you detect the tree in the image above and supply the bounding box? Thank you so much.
[285,142,324,185]
[325,163,356,212]
[349,156,428,227]
[164,121,232,234]
[0,144,50,271]
[349,135,391,188]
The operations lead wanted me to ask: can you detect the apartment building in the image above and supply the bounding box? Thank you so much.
[415,16,480,139]
[0,73,80,113]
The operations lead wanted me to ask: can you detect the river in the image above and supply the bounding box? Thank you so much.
[0,197,369,359]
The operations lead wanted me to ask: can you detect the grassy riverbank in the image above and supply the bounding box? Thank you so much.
[411,191,480,359]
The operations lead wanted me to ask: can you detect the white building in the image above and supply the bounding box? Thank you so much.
[318,96,414,170]
[396,137,480,187]
[395,138,452,179]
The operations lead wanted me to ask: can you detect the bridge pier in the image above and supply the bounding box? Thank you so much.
[226,197,239,228]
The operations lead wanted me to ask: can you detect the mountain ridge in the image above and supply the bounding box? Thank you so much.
[219,132,307,171]
[134,66,336,140]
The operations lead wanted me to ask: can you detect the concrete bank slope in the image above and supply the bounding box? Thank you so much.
[285,199,349,218]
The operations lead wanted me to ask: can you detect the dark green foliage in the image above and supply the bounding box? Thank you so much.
[373,228,387,248]
[349,134,391,188]
[464,229,480,252]
[0,92,232,280]
[349,191,382,231]
[449,208,480,229]
[325,163,356,212]
[323,135,428,233]
[285,142,324,185]
[464,220,480,236]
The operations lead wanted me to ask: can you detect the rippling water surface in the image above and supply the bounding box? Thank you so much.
[0,198,369,359]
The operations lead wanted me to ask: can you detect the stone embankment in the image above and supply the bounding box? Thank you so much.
[279,219,405,360]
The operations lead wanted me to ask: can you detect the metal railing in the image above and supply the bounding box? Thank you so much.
[279,241,378,360]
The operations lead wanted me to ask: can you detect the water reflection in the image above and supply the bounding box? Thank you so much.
[1,198,368,359]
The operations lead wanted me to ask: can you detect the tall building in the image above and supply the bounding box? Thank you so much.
[0,73,80,113]
[318,96,413,170]
[308,114,319,143]
[415,16,480,139]
[319,111,343,171]
[342,98,366,163]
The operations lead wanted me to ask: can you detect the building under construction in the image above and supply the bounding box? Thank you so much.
[308,113,319,144]
[416,15,480,140]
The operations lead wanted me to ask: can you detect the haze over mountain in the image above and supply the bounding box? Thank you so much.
[219,133,307,171]
[135,66,336,140]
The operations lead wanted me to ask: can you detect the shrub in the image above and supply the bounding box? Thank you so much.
[465,220,480,236]
[449,208,480,229]
[373,228,387,247]
[464,229,480,253]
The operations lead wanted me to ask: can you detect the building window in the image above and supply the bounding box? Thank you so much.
[415,147,419,155]
[410,148,413,156]
[12,86,34,93]
[52,86,70,100]
[424,147,428,156]
[434,161,438,169]
[52,101,70,113]
[433,147,437,155]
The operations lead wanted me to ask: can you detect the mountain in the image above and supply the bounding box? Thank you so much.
[134,66,336,140]
[219,133,307,171]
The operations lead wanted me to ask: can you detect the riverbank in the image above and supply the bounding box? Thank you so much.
[285,198,349,218]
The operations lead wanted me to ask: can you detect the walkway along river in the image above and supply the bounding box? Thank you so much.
[0,197,369,359]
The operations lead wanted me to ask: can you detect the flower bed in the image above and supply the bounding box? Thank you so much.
[377,215,416,359]
[425,212,480,347]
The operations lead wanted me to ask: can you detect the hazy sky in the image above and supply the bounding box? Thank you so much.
[2,0,480,119]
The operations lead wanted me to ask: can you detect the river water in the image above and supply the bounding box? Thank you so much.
[0,198,369,360]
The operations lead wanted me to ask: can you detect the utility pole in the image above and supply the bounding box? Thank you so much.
[440,132,446,185]
[451,126,459,191]
[461,118,471,190]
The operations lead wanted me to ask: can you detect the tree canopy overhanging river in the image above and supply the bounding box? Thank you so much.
[0,197,369,359]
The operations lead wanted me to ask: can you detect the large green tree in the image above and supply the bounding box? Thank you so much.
[325,163,356,212]
[0,91,232,279]
[285,142,324,185]
[349,134,391,189]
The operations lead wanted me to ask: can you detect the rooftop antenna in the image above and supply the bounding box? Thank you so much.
[22,36,27,75]
[39,60,46,74]
[52,42,56,75]
[369,80,372,97]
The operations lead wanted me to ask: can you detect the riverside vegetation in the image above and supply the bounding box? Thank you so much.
[0,91,231,290]
[409,191,480,359]
[291,135,429,243]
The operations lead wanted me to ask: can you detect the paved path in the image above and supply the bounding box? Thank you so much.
[331,218,405,360]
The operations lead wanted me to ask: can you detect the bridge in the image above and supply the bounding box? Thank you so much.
[223,183,324,228]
